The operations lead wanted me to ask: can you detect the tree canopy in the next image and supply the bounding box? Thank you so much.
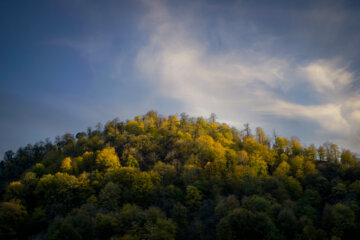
[0,111,359,239]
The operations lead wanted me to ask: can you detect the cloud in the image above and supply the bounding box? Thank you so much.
[299,59,353,93]
[136,0,360,151]
[137,1,288,109]
[264,101,349,134]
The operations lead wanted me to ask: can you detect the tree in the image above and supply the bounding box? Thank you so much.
[318,146,325,161]
[290,137,302,156]
[3,150,14,161]
[255,127,268,145]
[126,155,139,168]
[341,150,356,167]
[31,163,47,177]
[241,195,271,213]
[35,172,90,215]
[195,135,226,167]
[61,157,72,172]
[209,113,217,123]
[282,176,303,199]
[274,161,290,176]
[0,201,27,239]
[243,123,251,138]
[277,208,298,239]
[305,144,317,161]
[96,147,120,170]
[289,156,304,179]
[181,164,201,185]
[99,182,122,211]
[217,208,278,240]
[2,111,360,239]
[48,220,82,240]
[185,185,202,211]
[274,137,285,155]
[322,203,356,239]
[48,206,95,240]
[4,181,24,201]
[324,142,340,163]
[114,204,176,240]
[170,202,188,230]
[249,151,268,176]
[104,118,120,145]
[95,213,118,239]
[153,161,177,185]
[139,207,177,240]
[215,195,240,217]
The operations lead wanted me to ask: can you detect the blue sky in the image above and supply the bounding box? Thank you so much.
[1,0,360,157]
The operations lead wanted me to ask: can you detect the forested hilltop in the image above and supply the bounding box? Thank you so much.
[1,111,360,240]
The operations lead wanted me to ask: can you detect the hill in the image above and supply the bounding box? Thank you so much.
[0,111,359,240]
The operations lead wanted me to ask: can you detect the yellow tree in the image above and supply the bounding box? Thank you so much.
[274,161,291,176]
[255,127,268,145]
[290,137,302,156]
[96,147,120,170]
[248,151,268,176]
[195,135,226,167]
[304,144,317,161]
[60,157,72,172]
[289,156,304,179]
[341,150,356,167]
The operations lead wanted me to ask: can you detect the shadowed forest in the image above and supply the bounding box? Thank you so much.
[1,111,359,240]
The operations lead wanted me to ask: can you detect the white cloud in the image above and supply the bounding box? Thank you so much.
[136,0,360,151]
[299,59,353,93]
[264,100,349,134]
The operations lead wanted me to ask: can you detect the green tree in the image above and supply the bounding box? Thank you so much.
[217,208,278,240]
[99,182,122,211]
[35,172,90,215]
[126,155,139,168]
[322,203,356,239]
[277,208,298,239]
[0,201,27,239]
[185,185,202,211]
[215,195,240,217]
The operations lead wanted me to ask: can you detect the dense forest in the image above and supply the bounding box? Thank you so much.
[1,111,360,240]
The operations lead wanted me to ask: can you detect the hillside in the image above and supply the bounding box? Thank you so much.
[0,111,359,240]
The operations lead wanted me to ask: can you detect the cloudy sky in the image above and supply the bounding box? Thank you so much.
[1,0,360,157]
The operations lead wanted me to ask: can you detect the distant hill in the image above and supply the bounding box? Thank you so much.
[1,111,359,240]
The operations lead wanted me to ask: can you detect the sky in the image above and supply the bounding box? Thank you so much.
[1,0,360,157]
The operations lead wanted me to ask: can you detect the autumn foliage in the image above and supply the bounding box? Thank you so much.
[0,111,359,239]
